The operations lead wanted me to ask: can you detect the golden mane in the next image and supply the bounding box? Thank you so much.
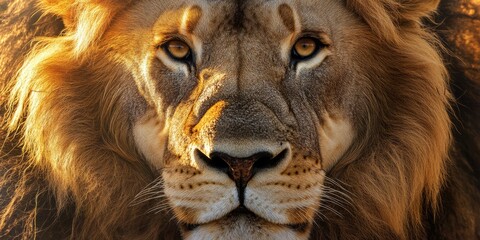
[1,0,478,239]
[1,1,179,239]
[308,1,452,238]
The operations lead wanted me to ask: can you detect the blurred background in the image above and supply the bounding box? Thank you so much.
[436,1,480,173]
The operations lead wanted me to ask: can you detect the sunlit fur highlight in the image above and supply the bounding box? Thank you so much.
[4,41,176,239]
[314,0,451,238]
[1,1,179,239]
[0,0,463,239]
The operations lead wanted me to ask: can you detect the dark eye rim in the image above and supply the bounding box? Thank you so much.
[158,38,194,64]
[291,36,327,62]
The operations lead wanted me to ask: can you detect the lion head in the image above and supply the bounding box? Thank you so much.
[2,0,452,239]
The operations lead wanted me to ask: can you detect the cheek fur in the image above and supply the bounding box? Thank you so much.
[133,111,168,169]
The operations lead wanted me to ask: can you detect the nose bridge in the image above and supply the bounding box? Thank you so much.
[194,23,287,120]
[198,98,284,141]
[191,32,293,157]
[194,57,285,135]
[194,58,290,134]
[192,95,289,160]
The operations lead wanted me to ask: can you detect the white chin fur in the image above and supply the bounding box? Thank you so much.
[184,217,305,240]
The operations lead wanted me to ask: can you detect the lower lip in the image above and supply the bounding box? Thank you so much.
[229,205,254,215]
[178,206,256,232]
[178,206,309,233]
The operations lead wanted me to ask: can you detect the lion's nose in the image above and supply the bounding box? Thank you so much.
[195,147,289,202]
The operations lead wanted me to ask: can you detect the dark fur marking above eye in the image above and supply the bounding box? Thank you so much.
[183,5,203,33]
[278,4,295,32]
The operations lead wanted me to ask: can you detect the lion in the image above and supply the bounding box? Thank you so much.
[0,0,479,239]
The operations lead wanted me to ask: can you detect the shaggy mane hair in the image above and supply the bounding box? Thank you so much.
[1,0,479,239]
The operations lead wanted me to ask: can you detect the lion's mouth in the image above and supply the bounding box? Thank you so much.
[178,206,310,233]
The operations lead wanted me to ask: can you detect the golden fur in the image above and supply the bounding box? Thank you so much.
[0,0,478,239]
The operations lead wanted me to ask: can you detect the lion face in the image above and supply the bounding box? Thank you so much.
[3,0,453,238]
[103,0,361,238]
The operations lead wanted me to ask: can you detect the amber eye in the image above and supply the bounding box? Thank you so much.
[292,37,321,60]
[164,40,192,61]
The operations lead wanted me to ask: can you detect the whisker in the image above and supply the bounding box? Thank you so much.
[320,197,352,216]
[319,203,343,218]
[313,210,327,223]
[324,177,355,197]
[148,202,173,214]
[130,177,165,206]
[315,175,356,219]
[321,186,353,205]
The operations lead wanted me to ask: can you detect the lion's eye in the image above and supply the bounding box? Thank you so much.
[163,40,192,62]
[292,37,323,61]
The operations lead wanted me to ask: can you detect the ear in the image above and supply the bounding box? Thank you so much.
[346,0,440,42]
[38,0,133,55]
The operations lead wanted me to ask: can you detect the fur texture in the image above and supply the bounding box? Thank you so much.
[0,0,479,239]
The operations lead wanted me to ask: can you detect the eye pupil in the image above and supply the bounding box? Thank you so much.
[293,37,319,59]
[166,40,191,60]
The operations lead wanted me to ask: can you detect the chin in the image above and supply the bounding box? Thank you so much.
[182,208,311,240]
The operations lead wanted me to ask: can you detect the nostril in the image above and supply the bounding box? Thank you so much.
[195,149,229,172]
[253,149,288,171]
[195,148,289,183]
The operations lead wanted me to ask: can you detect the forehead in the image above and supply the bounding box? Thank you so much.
[127,0,349,39]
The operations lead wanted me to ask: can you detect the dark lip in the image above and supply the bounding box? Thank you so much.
[228,205,255,216]
[178,222,201,232]
[178,206,254,232]
[178,206,310,232]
